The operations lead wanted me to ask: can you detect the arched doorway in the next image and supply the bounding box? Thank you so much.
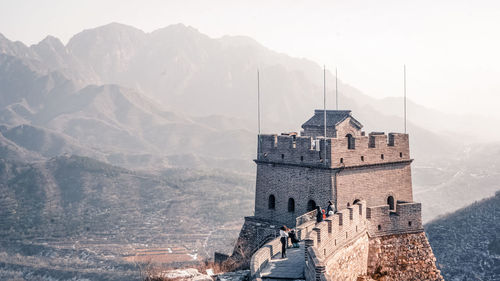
[346,134,355,149]
[307,200,316,212]
[288,198,295,212]
[268,194,276,209]
[387,196,395,211]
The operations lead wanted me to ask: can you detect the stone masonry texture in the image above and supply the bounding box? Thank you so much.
[326,233,369,281]
[364,232,444,281]
[254,163,334,227]
[336,163,412,210]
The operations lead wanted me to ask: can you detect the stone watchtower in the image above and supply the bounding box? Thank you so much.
[228,109,420,268]
[255,109,412,227]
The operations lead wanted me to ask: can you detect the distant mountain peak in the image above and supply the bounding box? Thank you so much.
[35,35,65,50]
[150,23,205,39]
[66,22,146,48]
[88,22,145,34]
[39,35,63,45]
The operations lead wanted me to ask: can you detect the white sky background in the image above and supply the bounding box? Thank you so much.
[1,0,499,117]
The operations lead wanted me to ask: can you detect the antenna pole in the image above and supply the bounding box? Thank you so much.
[257,69,261,155]
[404,64,407,134]
[258,69,261,135]
[335,67,338,110]
[324,65,327,138]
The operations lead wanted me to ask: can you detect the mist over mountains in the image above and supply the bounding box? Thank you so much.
[0,22,499,280]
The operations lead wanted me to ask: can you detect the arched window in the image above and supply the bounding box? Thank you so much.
[288,198,295,212]
[346,134,355,149]
[353,199,360,205]
[268,195,276,209]
[387,196,395,211]
[307,200,316,212]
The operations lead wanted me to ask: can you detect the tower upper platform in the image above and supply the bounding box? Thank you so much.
[257,110,411,169]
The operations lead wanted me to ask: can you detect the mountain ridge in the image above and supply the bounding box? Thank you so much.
[0,22,499,280]
[426,192,500,280]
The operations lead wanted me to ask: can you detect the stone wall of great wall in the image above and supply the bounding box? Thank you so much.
[245,210,316,279]
[304,201,370,281]
[363,232,443,281]
[245,201,443,281]
[229,217,281,269]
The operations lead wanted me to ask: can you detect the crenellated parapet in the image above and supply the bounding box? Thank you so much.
[366,201,423,237]
[330,132,410,168]
[302,200,425,281]
[305,201,368,261]
[304,201,369,281]
[248,198,431,281]
[257,134,327,167]
[256,132,411,169]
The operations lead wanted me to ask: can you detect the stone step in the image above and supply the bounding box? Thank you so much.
[260,242,305,280]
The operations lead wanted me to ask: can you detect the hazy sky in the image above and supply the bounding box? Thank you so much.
[1,0,500,117]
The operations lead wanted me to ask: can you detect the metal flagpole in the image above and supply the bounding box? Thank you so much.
[404,65,407,134]
[335,68,338,110]
[257,69,261,155]
[258,69,261,135]
[324,65,327,138]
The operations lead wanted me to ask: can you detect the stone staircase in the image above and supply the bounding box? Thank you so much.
[259,242,305,281]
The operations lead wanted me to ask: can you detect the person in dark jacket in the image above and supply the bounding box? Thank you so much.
[316,206,323,223]
[279,226,289,258]
[289,229,300,248]
[326,200,336,216]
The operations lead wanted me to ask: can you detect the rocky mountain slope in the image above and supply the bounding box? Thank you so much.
[0,52,255,171]
[426,192,500,281]
[0,155,253,280]
[0,22,499,280]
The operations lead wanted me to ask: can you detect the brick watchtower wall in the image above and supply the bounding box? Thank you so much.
[255,131,413,226]
[254,164,334,227]
[225,110,429,272]
[331,132,413,210]
[255,134,334,227]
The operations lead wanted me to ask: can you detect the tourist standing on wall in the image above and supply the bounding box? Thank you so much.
[289,228,300,248]
[327,200,336,216]
[316,206,323,223]
[280,226,289,258]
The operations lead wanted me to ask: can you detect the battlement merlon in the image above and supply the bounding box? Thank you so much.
[366,201,423,237]
[256,131,411,168]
